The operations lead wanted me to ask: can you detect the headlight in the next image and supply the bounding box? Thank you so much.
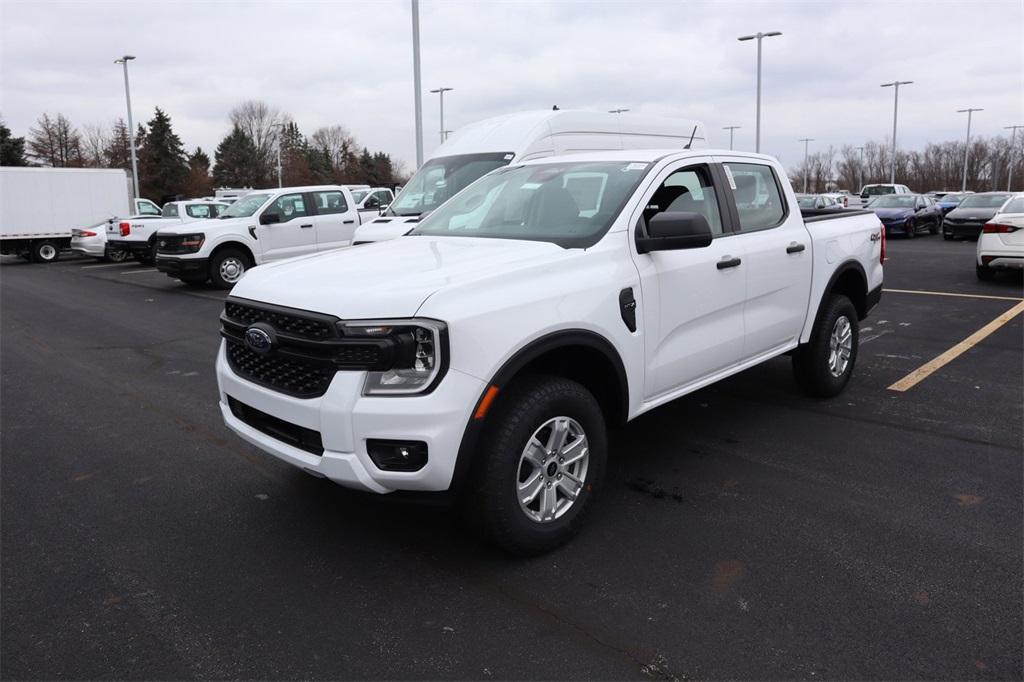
[179,233,205,252]
[338,319,448,396]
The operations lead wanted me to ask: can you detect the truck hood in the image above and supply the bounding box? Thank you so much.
[229,236,566,319]
[157,217,248,236]
[352,216,420,243]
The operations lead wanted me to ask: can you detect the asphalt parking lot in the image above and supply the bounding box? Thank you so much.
[2,236,1022,680]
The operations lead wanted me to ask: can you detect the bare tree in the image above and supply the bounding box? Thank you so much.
[27,113,83,167]
[80,123,108,167]
[310,125,356,168]
[228,100,284,184]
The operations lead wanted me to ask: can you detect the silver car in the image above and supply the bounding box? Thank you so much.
[70,219,128,262]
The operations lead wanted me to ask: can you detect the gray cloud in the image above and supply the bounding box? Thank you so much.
[1,0,1021,174]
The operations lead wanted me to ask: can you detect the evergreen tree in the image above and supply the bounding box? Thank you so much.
[358,148,376,184]
[213,124,260,187]
[104,118,133,171]
[0,119,29,166]
[183,147,214,198]
[137,107,188,201]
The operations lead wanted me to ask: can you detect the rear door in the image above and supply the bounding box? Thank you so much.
[254,192,317,261]
[311,189,359,251]
[630,158,747,400]
[716,158,813,359]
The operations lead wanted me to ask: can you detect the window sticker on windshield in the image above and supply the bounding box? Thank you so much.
[504,154,514,160]
[723,165,738,190]
[624,163,647,172]
[520,182,542,190]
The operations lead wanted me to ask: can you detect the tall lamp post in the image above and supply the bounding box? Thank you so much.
[723,125,741,150]
[857,145,865,192]
[411,0,423,167]
[114,55,139,198]
[737,31,782,153]
[430,87,453,145]
[958,108,983,191]
[799,138,814,193]
[880,80,912,184]
[271,122,285,188]
[1005,125,1023,191]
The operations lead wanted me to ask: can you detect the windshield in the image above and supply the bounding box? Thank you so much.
[999,197,1024,214]
[388,152,514,217]
[408,161,649,248]
[959,194,1012,209]
[871,196,916,208]
[351,190,368,203]
[864,185,896,196]
[218,193,272,218]
[162,204,179,218]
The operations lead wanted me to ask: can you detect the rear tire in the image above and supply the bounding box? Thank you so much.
[30,240,60,263]
[106,248,129,263]
[467,374,607,556]
[976,264,995,281]
[208,248,251,289]
[793,294,859,398]
[930,216,941,235]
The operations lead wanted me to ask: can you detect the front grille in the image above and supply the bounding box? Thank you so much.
[226,341,336,397]
[157,235,190,255]
[227,395,323,455]
[224,301,335,340]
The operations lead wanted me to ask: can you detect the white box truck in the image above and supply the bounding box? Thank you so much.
[0,167,160,262]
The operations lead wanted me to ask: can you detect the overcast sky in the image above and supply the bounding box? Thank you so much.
[1,0,1021,173]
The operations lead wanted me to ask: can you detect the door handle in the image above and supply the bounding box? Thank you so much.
[717,256,742,270]
[786,242,806,254]
[300,223,314,229]
[342,219,355,224]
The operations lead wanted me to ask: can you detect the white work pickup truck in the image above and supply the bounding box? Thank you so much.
[155,185,366,288]
[216,150,884,554]
[107,200,229,264]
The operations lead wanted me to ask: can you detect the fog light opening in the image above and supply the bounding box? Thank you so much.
[367,439,428,472]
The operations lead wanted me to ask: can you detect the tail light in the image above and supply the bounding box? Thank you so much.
[119,221,130,236]
[879,223,886,264]
[982,223,1018,233]
[79,230,96,237]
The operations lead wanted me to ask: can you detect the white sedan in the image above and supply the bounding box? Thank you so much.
[70,219,129,262]
[976,193,1024,280]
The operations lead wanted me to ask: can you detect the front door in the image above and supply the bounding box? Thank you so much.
[630,160,747,401]
[254,192,317,261]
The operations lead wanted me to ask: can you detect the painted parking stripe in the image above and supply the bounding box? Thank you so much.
[120,269,158,275]
[888,300,1024,392]
[81,262,134,269]
[883,288,1023,302]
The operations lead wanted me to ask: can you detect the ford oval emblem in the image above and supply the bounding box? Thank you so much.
[244,325,274,353]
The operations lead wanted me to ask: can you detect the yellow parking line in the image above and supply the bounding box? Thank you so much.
[883,288,1023,302]
[887,300,1024,392]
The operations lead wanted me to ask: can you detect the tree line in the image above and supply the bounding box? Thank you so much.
[789,135,1024,194]
[0,101,406,203]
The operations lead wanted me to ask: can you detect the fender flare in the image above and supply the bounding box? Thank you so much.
[448,329,629,493]
[814,259,868,323]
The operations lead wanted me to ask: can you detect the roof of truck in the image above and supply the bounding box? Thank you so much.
[515,149,776,165]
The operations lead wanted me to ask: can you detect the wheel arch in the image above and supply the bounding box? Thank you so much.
[208,239,256,266]
[449,329,629,493]
[821,260,869,321]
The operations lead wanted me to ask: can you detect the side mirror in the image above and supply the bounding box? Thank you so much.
[259,213,280,225]
[636,212,713,254]
[364,196,381,209]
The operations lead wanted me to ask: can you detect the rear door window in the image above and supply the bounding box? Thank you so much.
[722,162,786,231]
[313,190,348,215]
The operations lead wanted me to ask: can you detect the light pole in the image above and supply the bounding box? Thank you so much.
[800,138,814,193]
[271,122,285,188]
[958,108,983,191]
[857,146,865,191]
[411,0,423,167]
[737,31,782,153]
[114,55,139,198]
[880,80,912,184]
[1005,125,1023,191]
[608,108,630,114]
[723,125,741,150]
[429,87,453,145]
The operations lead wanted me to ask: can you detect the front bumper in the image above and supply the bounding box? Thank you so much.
[156,256,208,278]
[216,341,485,493]
[882,220,911,235]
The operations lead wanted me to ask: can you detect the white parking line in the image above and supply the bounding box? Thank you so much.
[81,262,133,270]
[120,269,158,275]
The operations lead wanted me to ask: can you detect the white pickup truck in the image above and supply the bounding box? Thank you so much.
[216,150,884,554]
[107,200,229,264]
[155,185,367,288]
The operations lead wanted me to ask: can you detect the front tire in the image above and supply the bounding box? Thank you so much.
[930,216,941,235]
[209,248,251,289]
[904,219,916,238]
[793,294,859,398]
[468,374,607,556]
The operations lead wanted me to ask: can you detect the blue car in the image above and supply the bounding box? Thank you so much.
[937,192,971,215]
[870,194,944,238]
